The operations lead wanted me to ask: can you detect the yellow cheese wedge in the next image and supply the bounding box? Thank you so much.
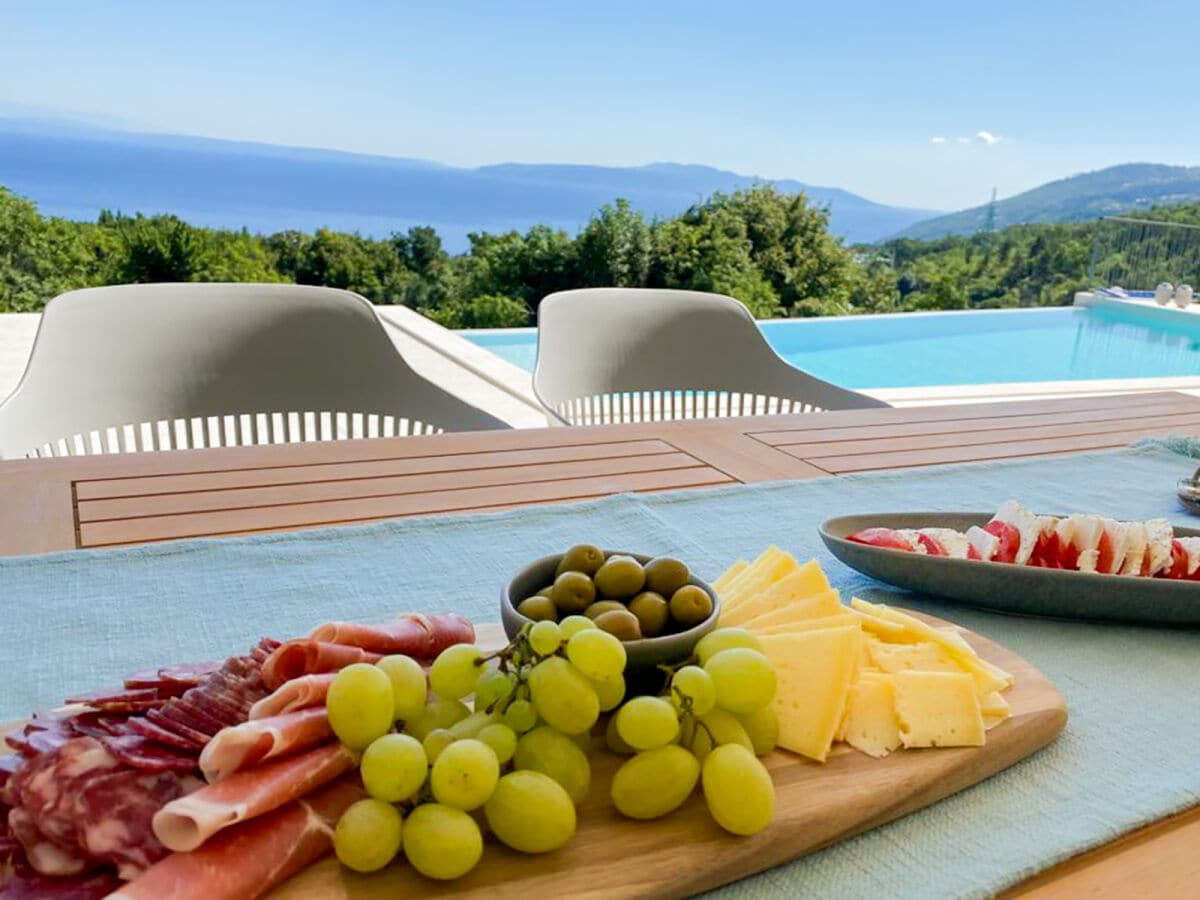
[979,690,1010,717]
[936,627,1016,691]
[868,641,962,675]
[721,561,831,626]
[737,587,843,630]
[843,673,902,758]
[760,625,861,762]
[893,671,985,748]
[721,548,799,612]
[846,605,908,639]
[712,560,749,596]
[751,611,859,636]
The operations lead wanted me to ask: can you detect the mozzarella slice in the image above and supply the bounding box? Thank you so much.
[919,528,974,560]
[1100,518,1129,574]
[965,526,998,561]
[991,500,1042,566]
[1144,519,1173,575]
[1119,522,1148,576]
[1175,536,1200,575]
[894,529,927,554]
[1055,514,1106,572]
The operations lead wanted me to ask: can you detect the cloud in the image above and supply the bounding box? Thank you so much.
[977,130,1001,144]
[955,136,971,144]
[930,136,947,144]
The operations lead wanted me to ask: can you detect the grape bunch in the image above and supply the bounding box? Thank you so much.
[326,610,778,880]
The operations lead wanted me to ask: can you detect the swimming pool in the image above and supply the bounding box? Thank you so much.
[459,306,1200,389]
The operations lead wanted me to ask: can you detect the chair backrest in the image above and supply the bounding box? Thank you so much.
[532,288,887,425]
[0,283,507,458]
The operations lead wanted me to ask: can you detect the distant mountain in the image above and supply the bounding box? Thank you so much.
[894,163,1200,240]
[0,118,936,250]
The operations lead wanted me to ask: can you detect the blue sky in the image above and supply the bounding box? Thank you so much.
[3,0,1197,210]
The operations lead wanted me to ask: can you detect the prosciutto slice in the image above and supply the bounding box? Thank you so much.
[309,611,474,657]
[198,708,333,783]
[111,778,363,900]
[152,743,355,852]
[248,673,336,720]
[260,641,383,690]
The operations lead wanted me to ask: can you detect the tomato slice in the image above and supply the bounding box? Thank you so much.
[1030,531,1061,568]
[966,544,981,560]
[1163,539,1190,579]
[846,528,914,552]
[915,533,948,556]
[1096,531,1116,574]
[983,521,1020,564]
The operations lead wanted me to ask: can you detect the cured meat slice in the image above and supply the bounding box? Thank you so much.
[112,778,363,900]
[260,641,383,690]
[123,717,202,753]
[198,709,333,783]
[96,736,199,774]
[248,673,337,720]
[144,709,210,749]
[0,864,121,899]
[309,611,475,657]
[74,768,196,879]
[152,743,355,852]
[64,688,160,707]
[7,808,91,877]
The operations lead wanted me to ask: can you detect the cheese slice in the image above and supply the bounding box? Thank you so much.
[721,561,831,626]
[751,611,858,636]
[846,606,908,639]
[712,560,748,596]
[720,548,800,612]
[716,547,782,606]
[760,625,861,762]
[868,641,962,675]
[894,671,985,748]
[843,672,902,758]
[979,690,1010,717]
[737,588,842,630]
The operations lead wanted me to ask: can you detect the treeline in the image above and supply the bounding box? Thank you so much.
[3,184,1199,324]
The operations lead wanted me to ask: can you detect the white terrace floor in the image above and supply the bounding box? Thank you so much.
[1,298,1198,429]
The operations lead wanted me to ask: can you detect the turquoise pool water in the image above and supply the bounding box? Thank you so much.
[459,306,1200,388]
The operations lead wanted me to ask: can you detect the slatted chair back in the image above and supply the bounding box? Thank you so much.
[0,283,507,459]
[532,288,887,426]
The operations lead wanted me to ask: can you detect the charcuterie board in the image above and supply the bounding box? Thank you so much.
[269,615,1067,900]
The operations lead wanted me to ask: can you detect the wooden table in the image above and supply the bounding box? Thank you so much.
[2,391,1198,896]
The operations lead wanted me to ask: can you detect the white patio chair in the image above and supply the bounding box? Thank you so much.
[532,288,887,425]
[0,283,507,459]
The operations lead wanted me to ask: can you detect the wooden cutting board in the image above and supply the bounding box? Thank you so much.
[270,613,1068,899]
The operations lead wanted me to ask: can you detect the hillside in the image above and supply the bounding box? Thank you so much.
[0,118,936,249]
[895,163,1200,240]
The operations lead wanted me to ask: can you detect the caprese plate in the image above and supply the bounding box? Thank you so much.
[820,511,1200,627]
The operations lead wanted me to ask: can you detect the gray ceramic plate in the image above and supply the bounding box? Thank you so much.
[820,512,1200,627]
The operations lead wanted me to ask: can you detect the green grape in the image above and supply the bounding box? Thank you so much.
[474,667,515,710]
[605,714,636,755]
[703,648,777,714]
[528,620,563,656]
[513,726,591,804]
[559,614,596,639]
[566,629,627,681]
[690,708,754,763]
[326,663,395,750]
[333,798,403,873]
[361,733,427,802]
[738,705,780,756]
[701,744,774,835]
[448,711,499,741]
[402,803,482,880]
[502,698,538,734]
[485,770,576,853]
[590,674,625,712]
[376,654,427,722]
[428,644,484,701]
[694,628,763,665]
[422,728,455,764]
[671,665,716,716]
[429,738,500,811]
[477,723,518,764]
[611,745,701,820]
[616,696,679,751]
[405,698,470,741]
[527,656,600,735]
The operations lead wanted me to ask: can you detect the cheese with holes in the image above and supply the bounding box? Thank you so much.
[868,641,961,675]
[760,625,861,762]
[842,673,902,758]
[894,671,985,748]
[721,561,831,626]
[752,611,858,636]
[738,587,842,630]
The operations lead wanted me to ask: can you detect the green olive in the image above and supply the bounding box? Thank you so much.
[584,600,627,620]
[644,557,690,597]
[627,591,669,637]
[552,571,596,613]
[536,586,555,599]
[556,544,606,578]
[593,555,646,599]
[518,595,558,622]
[669,585,713,627]
[593,608,643,642]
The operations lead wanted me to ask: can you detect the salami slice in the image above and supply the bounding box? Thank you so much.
[97,736,199,774]
[123,717,204,753]
[64,688,160,707]
[0,864,121,899]
[75,768,194,879]
[144,709,212,749]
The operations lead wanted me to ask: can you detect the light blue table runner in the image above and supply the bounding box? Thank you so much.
[3,443,1199,898]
